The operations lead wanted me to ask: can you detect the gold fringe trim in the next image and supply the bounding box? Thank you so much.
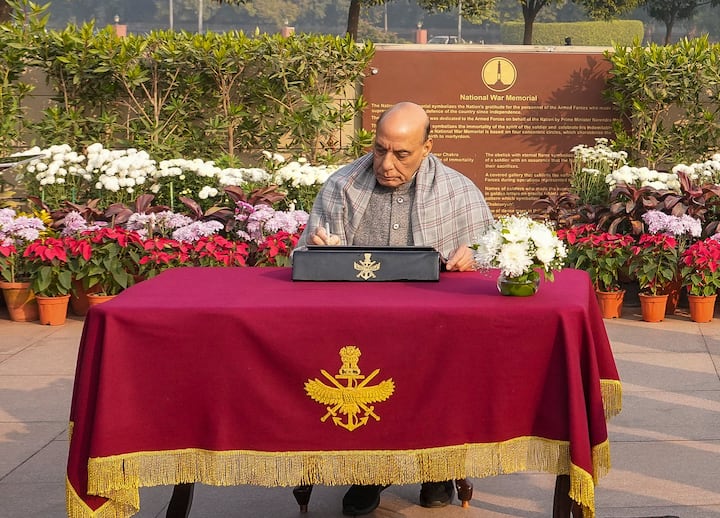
[67,475,135,518]
[79,435,610,517]
[592,439,612,482]
[601,379,623,419]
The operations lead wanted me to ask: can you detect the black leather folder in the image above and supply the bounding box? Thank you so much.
[292,246,441,281]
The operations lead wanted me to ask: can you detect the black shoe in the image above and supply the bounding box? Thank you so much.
[419,480,454,508]
[342,484,388,516]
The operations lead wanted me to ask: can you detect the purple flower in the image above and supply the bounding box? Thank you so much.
[172,220,223,243]
[642,210,701,238]
[126,211,193,237]
[60,211,107,236]
[0,211,46,246]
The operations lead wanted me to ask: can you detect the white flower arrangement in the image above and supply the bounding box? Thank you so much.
[472,215,567,282]
[11,144,339,212]
[606,165,681,192]
[571,138,628,204]
[672,153,720,185]
[272,157,340,188]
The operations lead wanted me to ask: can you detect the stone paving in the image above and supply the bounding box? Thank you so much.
[1,302,719,517]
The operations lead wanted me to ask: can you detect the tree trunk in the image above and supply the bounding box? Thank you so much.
[664,18,675,45]
[346,0,361,40]
[0,3,12,22]
[522,14,536,45]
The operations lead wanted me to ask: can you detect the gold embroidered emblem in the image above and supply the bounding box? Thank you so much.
[354,253,381,280]
[305,346,394,431]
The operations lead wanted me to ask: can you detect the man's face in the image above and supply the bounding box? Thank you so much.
[372,126,432,188]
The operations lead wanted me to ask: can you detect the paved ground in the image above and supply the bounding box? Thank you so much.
[1,301,719,517]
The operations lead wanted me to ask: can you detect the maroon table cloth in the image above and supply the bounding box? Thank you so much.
[66,267,621,518]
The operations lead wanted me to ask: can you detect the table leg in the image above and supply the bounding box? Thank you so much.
[166,483,194,518]
[552,475,584,518]
[292,484,313,513]
[455,478,473,508]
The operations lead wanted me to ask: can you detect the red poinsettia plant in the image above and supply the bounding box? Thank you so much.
[70,227,143,296]
[680,237,720,296]
[135,237,192,279]
[628,233,679,295]
[22,236,73,296]
[253,229,303,267]
[191,234,249,267]
[564,225,635,292]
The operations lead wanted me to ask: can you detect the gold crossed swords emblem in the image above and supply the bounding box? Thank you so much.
[304,346,395,431]
[354,253,381,280]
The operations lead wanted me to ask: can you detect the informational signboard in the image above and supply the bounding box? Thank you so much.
[362,45,618,215]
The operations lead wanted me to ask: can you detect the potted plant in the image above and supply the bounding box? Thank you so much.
[641,210,702,313]
[253,230,301,267]
[472,214,567,296]
[679,237,720,322]
[570,227,635,318]
[135,237,192,280]
[190,234,249,268]
[628,233,679,322]
[71,227,143,304]
[0,208,47,321]
[22,236,74,325]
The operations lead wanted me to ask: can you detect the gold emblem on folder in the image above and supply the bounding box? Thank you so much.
[354,253,381,280]
[305,346,395,431]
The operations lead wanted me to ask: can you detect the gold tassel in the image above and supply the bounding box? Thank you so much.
[83,436,607,517]
[569,463,597,518]
[66,476,136,517]
[601,379,623,419]
[591,439,611,482]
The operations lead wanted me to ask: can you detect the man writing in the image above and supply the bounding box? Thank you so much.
[296,101,493,515]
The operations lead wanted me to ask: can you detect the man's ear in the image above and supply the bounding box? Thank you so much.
[423,137,433,157]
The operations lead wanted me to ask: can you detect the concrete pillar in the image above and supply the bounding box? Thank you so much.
[281,26,295,38]
[416,29,427,44]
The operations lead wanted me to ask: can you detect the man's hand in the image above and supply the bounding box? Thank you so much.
[310,226,341,246]
[445,245,477,272]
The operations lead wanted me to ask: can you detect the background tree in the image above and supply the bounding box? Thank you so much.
[645,0,720,44]
[240,0,332,30]
[517,0,642,44]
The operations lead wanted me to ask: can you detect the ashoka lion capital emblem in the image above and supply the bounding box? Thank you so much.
[304,346,394,431]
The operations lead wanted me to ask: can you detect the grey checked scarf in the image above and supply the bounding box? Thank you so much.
[296,153,494,259]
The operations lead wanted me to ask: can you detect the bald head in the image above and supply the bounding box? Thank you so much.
[376,102,431,144]
[372,102,434,188]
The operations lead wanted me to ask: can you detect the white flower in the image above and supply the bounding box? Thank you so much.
[497,242,533,277]
[472,215,565,280]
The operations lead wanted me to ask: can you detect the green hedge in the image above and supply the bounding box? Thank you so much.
[500,20,645,46]
[0,2,374,164]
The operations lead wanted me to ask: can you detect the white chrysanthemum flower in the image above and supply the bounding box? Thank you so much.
[535,246,556,265]
[501,215,532,243]
[497,242,533,277]
[473,230,502,268]
[529,223,555,249]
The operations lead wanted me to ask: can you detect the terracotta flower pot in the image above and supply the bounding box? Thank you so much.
[639,293,668,323]
[87,293,117,307]
[687,294,717,323]
[36,294,71,326]
[70,279,101,316]
[662,276,682,315]
[0,281,39,322]
[595,289,625,319]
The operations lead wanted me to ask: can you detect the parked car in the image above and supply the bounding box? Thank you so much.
[427,35,463,44]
